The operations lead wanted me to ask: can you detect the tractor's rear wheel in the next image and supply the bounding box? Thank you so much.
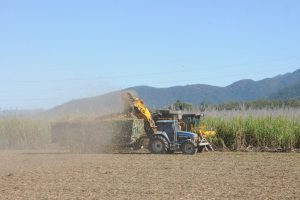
[181,141,197,155]
[150,136,168,154]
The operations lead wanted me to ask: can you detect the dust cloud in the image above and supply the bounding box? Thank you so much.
[0,91,145,153]
[49,91,146,153]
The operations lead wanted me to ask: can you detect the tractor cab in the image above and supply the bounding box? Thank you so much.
[156,120,179,142]
[180,113,204,132]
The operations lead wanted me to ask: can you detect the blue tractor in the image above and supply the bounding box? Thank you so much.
[149,120,200,154]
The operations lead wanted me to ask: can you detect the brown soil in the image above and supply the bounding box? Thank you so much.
[0,151,299,200]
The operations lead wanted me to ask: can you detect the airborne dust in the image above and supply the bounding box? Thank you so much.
[0,91,144,153]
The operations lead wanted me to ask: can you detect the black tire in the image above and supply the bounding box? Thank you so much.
[198,146,205,153]
[181,141,197,155]
[149,135,168,154]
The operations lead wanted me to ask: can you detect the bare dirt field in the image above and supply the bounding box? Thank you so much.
[0,151,299,200]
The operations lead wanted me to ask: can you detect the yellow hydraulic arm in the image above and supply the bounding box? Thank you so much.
[125,92,156,135]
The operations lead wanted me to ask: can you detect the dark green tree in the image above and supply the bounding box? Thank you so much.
[173,100,193,110]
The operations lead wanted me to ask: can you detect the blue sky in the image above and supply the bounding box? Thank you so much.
[0,0,300,109]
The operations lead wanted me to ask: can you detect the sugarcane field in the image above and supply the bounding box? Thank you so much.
[2,1,300,199]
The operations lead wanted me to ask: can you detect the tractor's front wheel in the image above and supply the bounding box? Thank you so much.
[149,136,168,154]
[181,141,197,155]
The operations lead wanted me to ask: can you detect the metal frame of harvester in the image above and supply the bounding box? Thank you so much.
[126,92,214,154]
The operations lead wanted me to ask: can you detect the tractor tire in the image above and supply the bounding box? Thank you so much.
[149,135,168,154]
[181,141,197,155]
[198,146,205,153]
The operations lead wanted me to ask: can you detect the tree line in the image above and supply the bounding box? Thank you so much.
[172,98,300,111]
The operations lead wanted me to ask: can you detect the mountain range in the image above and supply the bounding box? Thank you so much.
[47,69,300,116]
[129,69,300,108]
